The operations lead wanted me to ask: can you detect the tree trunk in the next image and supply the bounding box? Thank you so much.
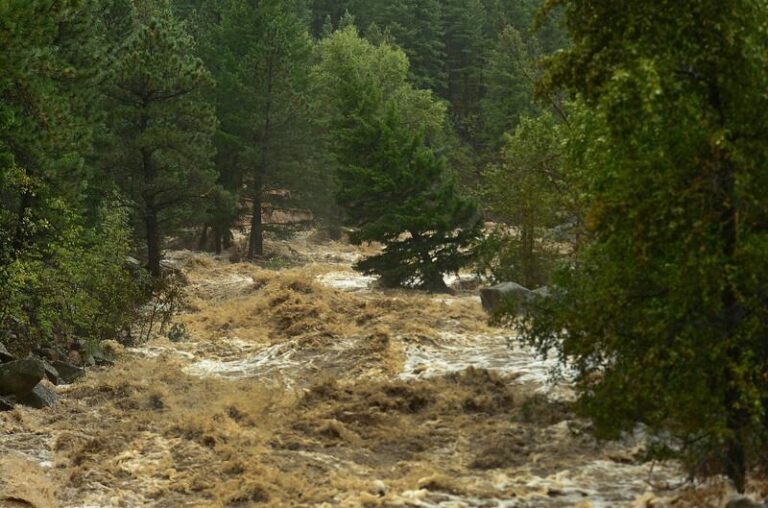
[248,173,263,258]
[214,226,222,255]
[709,79,747,493]
[521,209,536,288]
[139,110,161,279]
[721,154,747,492]
[328,224,342,241]
[412,231,449,293]
[248,57,274,260]
[141,145,161,278]
[198,223,209,251]
[145,205,161,278]
[328,206,343,241]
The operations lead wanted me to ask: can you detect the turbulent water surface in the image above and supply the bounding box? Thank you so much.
[0,234,744,507]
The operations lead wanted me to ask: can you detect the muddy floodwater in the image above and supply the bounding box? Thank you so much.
[0,234,754,507]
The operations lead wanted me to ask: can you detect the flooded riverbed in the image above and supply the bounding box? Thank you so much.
[0,236,750,507]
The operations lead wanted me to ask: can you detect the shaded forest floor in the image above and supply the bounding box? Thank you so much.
[0,232,760,507]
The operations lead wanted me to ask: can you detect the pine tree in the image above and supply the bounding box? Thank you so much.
[204,0,312,259]
[312,25,452,240]
[479,26,542,150]
[441,0,489,134]
[314,27,481,291]
[524,0,768,491]
[310,0,354,37]
[103,0,217,277]
[362,0,447,94]
[313,25,448,152]
[338,94,482,291]
[1,0,141,349]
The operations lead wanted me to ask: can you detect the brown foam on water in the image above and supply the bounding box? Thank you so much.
[1,243,764,507]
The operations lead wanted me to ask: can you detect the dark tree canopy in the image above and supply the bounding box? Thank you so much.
[337,91,482,291]
[103,0,217,277]
[521,0,768,492]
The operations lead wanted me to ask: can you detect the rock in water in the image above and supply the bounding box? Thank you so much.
[92,348,115,366]
[50,360,85,384]
[726,497,768,508]
[0,359,45,398]
[0,343,14,363]
[19,384,57,409]
[0,395,14,411]
[479,282,532,313]
[42,360,61,385]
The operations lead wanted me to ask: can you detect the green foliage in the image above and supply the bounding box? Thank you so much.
[39,202,144,345]
[0,0,143,351]
[313,25,448,137]
[0,177,142,350]
[477,114,568,288]
[341,100,482,291]
[102,0,217,276]
[526,0,768,490]
[313,28,482,290]
[309,0,569,164]
[364,0,447,93]
[480,26,542,151]
[441,0,488,128]
[199,0,313,258]
[311,25,451,238]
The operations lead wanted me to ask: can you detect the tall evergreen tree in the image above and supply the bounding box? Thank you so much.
[339,93,482,291]
[314,26,480,291]
[524,0,768,491]
[205,0,312,259]
[441,0,488,135]
[479,26,542,150]
[103,0,217,277]
[309,0,353,38]
[312,26,449,154]
[361,0,447,93]
[1,0,141,349]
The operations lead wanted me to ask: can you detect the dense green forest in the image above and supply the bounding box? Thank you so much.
[1,0,565,345]
[2,0,768,497]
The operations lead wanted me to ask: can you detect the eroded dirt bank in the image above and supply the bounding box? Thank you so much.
[0,234,760,507]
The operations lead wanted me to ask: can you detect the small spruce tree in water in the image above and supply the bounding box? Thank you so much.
[336,89,481,292]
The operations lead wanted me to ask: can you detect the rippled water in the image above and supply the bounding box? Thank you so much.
[1,256,713,508]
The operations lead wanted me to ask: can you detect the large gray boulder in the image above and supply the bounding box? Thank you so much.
[50,360,85,385]
[19,383,57,409]
[41,360,61,385]
[0,359,45,398]
[480,282,532,313]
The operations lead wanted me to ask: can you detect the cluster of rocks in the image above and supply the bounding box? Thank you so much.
[480,281,551,314]
[0,340,115,411]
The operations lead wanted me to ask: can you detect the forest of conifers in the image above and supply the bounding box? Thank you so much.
[3,0,768,499]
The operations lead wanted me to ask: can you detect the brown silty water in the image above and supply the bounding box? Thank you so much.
[0,232,760,507]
